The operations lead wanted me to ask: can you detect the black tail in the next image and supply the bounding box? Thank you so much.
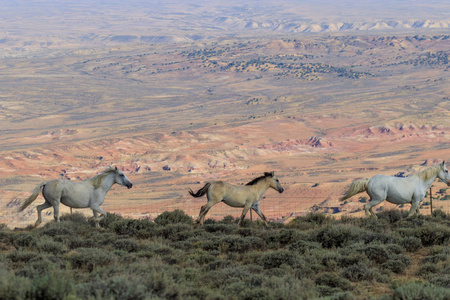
[189,183,211,198]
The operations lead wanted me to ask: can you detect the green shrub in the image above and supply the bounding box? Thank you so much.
[7,250,35,264]
[112,218,156,237]
[203,223,236,234]
[202,235,265,253]
[313,224,364,248]
[376,209,407,223]
[288,240,322,254]
[156,223,197,241]
[0,269,32,300]
[66,247,115,272]
[391,282,450,300]
[77,276,148,300]
[256,250,300,269]
[341,262,374,282]
[264,228,302,248]
[154,209,193,226]
[36,239,66,255]
[416,263,439,277]
[400,236,423,252]
[381,254,412,274]
[415,223,450,246]
[288,212,333,229]
[428,274,450,288]
[10,232,36,250]
[431,209,447,219]
[113,238,140,252]
[315,272,352,291]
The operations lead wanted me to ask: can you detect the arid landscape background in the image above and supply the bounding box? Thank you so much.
[1,0,450,228]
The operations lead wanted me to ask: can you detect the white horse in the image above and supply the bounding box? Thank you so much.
[19,166,133,227]
[340,161,450,218]
[189,172,284,226]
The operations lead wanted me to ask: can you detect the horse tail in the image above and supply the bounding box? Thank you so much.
[19,182,46,212]
[339,178,369,201]
[189,183,211,198]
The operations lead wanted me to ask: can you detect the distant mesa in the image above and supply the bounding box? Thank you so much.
[306,136,333,148]
[353,123,447,138]
[258,136,334,151]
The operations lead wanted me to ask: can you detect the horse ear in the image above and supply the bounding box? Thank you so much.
[271,171,275,176]
[443,160,446,165]
[115,166,118,171]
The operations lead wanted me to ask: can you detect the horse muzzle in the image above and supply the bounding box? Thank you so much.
[127,183,133,189]
[278,187,284,193]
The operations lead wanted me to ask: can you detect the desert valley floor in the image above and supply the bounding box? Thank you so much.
[1,1,450,228]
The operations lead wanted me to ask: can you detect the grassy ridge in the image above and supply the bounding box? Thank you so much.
[0,210,449,299]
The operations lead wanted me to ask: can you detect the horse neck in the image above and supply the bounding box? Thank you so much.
[90,172,116,192]
[251,178,271,196]
[416,167,440,189]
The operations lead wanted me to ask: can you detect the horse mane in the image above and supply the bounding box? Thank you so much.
[246,172,273,186]
[414,164,442,181]
[90,167,117,188]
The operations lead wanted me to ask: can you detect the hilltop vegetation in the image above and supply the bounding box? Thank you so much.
[1,210,449,299]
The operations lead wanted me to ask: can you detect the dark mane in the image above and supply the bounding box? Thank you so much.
[246,172,273,186]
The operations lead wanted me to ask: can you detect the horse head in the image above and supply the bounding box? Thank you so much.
[266,171,284,193]
[438,161,450,186]
[114,167,133,189]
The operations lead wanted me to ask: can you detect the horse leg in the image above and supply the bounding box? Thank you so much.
[364,198,384,218]
[196,201,217,225]
[237,203,252,227]
[91,206,106,228]
[251,204,268,227]
[35,202,52,227]
[53,203,61,223]
[407,200,420,218]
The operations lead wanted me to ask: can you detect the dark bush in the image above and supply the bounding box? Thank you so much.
[354,243,390,264]
[341,262,374,282]
[10,232,36,250]
[264,228,302,248]
[257,250,300,269]
[421,253,447,264]
[7,250,35,264]
[416,262,440,278]
[113,238,140,252]
[376,209,407,223]
[400,236,423,252]
[154,209,193,226]
[414,223,450,246]
[66,247,115,272]
[202,235,265,253]
[203,223,236,234]
[77,276,148,300]
[313,224,364,248]
[288,212,333,230]
[315,272,352,291]
[288,240,322,254]
[381,254,412,274]
[428,274,450,288]
[156,223,197,241]
[112,217,156,237]
[431,209,447,220]
[36,239,66,255]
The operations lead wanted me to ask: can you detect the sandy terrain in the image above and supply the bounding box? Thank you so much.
[1,1,450,228]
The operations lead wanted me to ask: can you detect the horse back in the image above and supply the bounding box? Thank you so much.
[42,179,93,207]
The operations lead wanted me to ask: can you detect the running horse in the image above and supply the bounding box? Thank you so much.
[19,166,133,227]
[189,172,284,226]
[340,161,450,218]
